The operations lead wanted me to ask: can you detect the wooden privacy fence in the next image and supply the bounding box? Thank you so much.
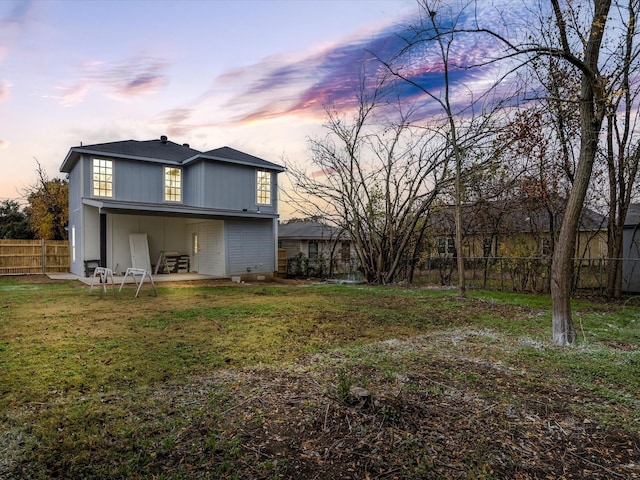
[0,239,70,275]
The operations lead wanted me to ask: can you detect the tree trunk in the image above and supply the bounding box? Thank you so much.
[549,0,610,345]
[455,162,465,297]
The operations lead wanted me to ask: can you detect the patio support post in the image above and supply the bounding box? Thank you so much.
[100,212,107,268]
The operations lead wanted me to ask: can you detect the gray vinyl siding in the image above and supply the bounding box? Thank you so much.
[68,163,84,276]
[203,163,255,211]
[114,161,164,203]
[226,219,275,274]
[83,156,164,203]
[183,162,205,206]
[188,161,278,214]
[81,156,278,213]
[623,227,640,292]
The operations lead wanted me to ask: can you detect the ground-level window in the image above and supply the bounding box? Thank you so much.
[257,171,271,205]
[340,242,351,262]
[308,241,318,259]
[92,159,113,197]
[540,237,551,256]
[164,167,182,202]
[483,237,493,257]
[437,237,456,255]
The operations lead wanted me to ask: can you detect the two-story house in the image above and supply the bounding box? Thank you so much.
[60,136,285,279]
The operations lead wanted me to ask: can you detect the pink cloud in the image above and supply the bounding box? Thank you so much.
[52,55,169,105]
[157,108,194,124]
[52,82,90,107]
[0,139,9,149]
[0,81,10,101]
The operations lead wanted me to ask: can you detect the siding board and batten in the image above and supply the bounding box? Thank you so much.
[226,220,275,274]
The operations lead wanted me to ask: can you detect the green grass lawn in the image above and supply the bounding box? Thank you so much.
[1,276,639,479]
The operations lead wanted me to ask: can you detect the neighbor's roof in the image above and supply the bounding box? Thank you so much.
[60,137,284,173]
[624,204,640,227]
[429,202,607,234]
[279,221,349,240]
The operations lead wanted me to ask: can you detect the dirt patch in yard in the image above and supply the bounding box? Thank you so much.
[93,338,640,480]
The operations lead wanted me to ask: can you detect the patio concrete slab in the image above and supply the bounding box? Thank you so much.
[48,272,220,284]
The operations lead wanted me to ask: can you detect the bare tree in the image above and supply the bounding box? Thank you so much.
[602,0,640,298]
[284,78,451,284]
[373,0,510,297]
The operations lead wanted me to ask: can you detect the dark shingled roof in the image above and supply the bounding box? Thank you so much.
[74,139,202,162]
[60,137,285,173]
[278,221,349,240]
[201,146,285,171]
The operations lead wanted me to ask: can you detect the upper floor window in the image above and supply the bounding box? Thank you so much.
[92,159,113,197]
[164,167,182,202]
[257,171,271,205]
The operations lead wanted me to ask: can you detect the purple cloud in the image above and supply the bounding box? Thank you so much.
[52,55,169,105]
[0,0,33,28]
[159,2,517,136]
[219,11,508,125]
[218,0,519,123]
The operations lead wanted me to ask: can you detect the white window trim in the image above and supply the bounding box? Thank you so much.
[92,158,113,198]
[164,166,182,203]
[256,170,272,206]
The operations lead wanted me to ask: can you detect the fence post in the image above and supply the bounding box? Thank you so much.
[41,239,46,274]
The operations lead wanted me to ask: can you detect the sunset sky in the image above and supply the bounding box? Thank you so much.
[0,0,515,219]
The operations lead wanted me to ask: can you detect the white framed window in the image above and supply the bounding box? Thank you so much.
[192,233,199,254]
[164,167,182,202]
[256,170,271,205]
[92,159,113,197]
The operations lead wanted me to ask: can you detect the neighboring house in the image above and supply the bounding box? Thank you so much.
[622,204,640,292]
[428,202,607,260]
[60,136,285,278]
[278,220,355,277]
